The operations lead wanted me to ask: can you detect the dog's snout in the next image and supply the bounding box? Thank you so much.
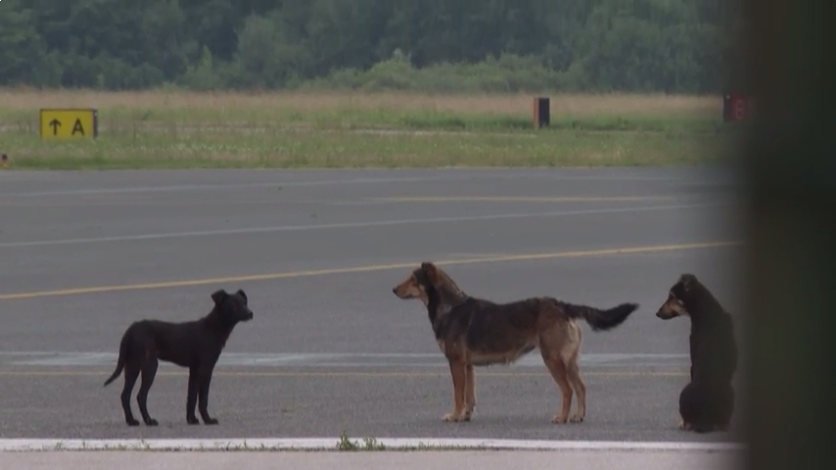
[392,287,397,294]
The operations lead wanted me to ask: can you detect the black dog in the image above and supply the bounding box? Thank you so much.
[103,288,254,426]
[656,274,738,433]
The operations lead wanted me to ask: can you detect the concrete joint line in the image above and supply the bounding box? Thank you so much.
[0,437,747,453]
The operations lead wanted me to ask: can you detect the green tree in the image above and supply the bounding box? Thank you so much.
[0,5,47,85]
[0,0,744,93]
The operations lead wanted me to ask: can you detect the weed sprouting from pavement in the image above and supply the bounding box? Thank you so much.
[337,430,359,451]
[336,430,387,451]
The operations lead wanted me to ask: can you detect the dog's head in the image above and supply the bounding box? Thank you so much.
[655,274,698,320]
[211,288,254,324]
[391,262,439,305]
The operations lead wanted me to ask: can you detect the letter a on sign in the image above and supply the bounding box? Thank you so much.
[72,118,85,136]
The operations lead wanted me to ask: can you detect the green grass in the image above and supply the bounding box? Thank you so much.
[1,126,726,170]
[0,90,735,170]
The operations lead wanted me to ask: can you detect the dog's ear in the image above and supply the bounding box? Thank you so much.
[211,289,228,305]
[421,262,439,285]
[236,289,248,303]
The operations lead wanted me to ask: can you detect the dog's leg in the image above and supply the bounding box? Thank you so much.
[136,358,159,426]
[442,360,467,422]
[197,368,219,425]
[120,365,141,426]
[566,359,587,423]
[463,363,476,421]
[186,366,200,425]
[542,354,573,424]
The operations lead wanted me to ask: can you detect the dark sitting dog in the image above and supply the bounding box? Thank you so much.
[656,274,738,433]
[103,288,254,426]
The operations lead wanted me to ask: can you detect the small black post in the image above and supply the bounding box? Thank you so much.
[533,97,550,129]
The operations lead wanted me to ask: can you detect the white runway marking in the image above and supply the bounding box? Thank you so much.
[0,202,726,248]
[0,176,471,198]
[0,437,746,452]
[0,351,690,368]
[0,172,697,198]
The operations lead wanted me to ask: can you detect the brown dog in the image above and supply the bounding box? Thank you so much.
[392,262,638,424]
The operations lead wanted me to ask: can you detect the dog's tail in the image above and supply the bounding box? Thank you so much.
[103,330,130,387]
[557,300,639,331]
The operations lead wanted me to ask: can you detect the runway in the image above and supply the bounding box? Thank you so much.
[0,168,745,445]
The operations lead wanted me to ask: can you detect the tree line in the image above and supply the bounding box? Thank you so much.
[0,0,746,93]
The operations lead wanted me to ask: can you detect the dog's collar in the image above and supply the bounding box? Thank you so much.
[449,295,473,309]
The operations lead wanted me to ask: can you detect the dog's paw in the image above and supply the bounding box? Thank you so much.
[569,414,584,424]
[551,414,569,424]
[203,418,219,425]
[126,419,140,427]
[678,419,692,431]
[144,419,159,426]
[442,412,463,422]
[187,416,200,425]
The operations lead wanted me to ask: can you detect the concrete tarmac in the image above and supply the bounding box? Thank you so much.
[0,448,745,470]
[0,168,745,443]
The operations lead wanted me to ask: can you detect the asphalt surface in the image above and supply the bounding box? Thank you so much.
[0,168,746,443]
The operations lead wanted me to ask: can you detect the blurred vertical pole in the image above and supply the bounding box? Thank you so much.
[742,0,836,469]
